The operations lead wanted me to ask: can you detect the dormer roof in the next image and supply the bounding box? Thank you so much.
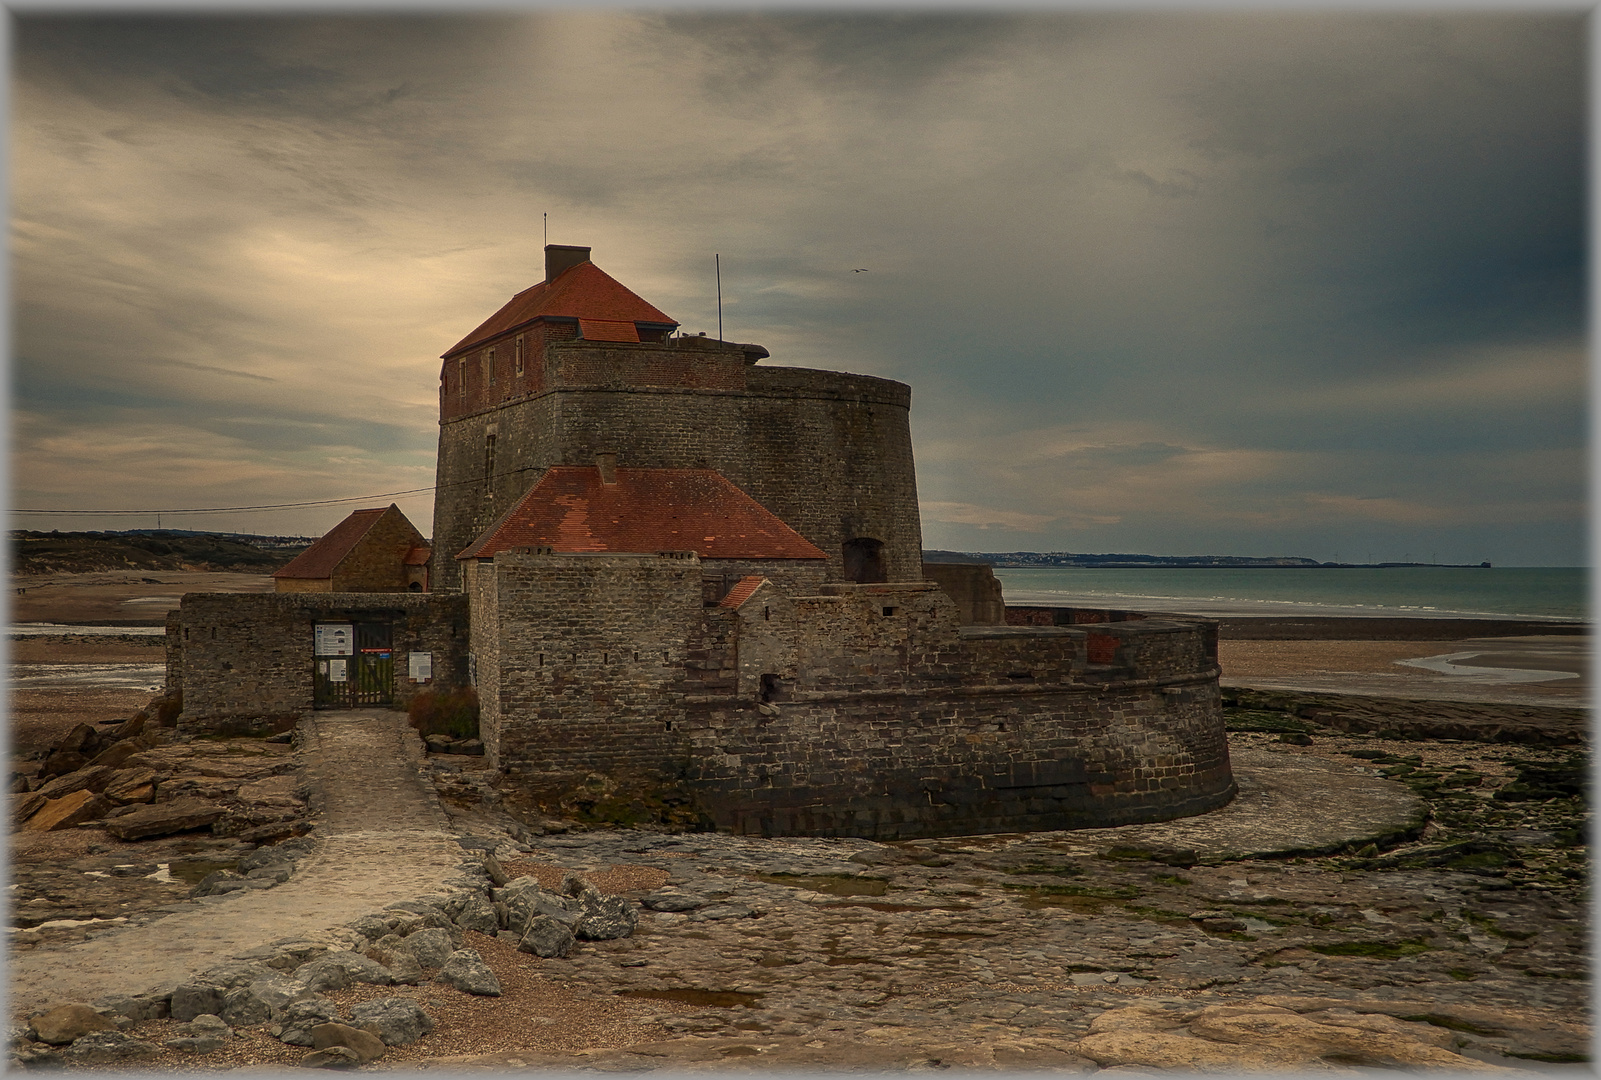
[457,467,828,562]
[444,259,678,358]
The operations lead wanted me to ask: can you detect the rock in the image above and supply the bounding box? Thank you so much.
[59,1030,160,1063]
[220,985,275,1026]
[365,941,424,985]
[642,889,707,912]
[454,892,499,933]
[25,789,111,832]
[689,902,756,921]
[404,927,455,968]
[55,722,103,758]
[92,990,171,1022]
[238,839,313,871]
[482,853,510,887]
[348,997,434,1046]
[35,765,115,801]
[504,886,579,936]
[299,1045,362,1068]
[164,1013,231,1053]
[88,740,144,771]
[247,864,293,883]
[277,998,341,1046]
[12,791,46,825]
[104,797,226,840]
[39,749,89,779]
[558,871,592,899]
[29,1004,113,1045]
[109,713,147,742]
[302,951,393,988]
[194,869,248,897]
[103,768,159,805]
[383,911,426,937]
[576,894,639,940]
[310,1022,387,1062]
[199,960,274,989]
[171,983,228,1022]
[352,914,392,941]
[237,774,302,805]
[518,914,575,958]
[424,733,452,754]
[437,949,501,996]
[9,772,31,794]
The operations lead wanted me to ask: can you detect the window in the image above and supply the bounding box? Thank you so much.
[484,432,497,484]
[458,358,467,397]
[515,335,525,375]
[486,348,496,385]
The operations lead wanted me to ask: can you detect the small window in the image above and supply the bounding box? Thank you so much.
[760,674,781,703]
[515,335,525,375]
[486,347,496,385]
[882,606,899,617]
[458,358,467,397]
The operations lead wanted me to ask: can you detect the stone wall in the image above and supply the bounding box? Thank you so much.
[472,553,1234,840]
[330,509,426,592]
[921,562,1006,625]
[168,593,470,735]
[431,336,922,592]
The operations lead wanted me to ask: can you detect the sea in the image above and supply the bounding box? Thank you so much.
[992,566,1588,622]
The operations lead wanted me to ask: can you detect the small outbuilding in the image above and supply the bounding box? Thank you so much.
[274,504,431,593]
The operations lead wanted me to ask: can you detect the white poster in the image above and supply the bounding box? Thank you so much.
[328,658,347,683]
[409,652,432,682]
[315,624,354,657]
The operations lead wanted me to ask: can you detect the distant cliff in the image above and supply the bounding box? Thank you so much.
[13,531,312,575]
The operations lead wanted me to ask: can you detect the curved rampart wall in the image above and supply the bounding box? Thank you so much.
[432,339,921,591]
[473,553,1234,840]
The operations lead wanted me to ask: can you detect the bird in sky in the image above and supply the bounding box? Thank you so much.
[852,268,869,273]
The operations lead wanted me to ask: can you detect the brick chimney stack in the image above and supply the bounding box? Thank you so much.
[546,244,591,283]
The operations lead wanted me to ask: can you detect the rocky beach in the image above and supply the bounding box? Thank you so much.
[6,571,1590,1072]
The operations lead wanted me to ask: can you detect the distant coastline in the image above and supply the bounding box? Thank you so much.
[923,550,1494,570]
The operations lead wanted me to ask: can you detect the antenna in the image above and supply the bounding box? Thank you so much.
[715,254,722,341]
[544,213,548,246]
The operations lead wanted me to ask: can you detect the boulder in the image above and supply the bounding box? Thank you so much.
[198,961,274,989]
[247,864,294,883]
[576,894,638,941]
[38,750,88,780]
[171,983,228,1023]
[299,1045,361,1068]
[164,1013,231,1053]
[642,889,708,912]
[351,914,392,942]
[437,949,501,996]
[365,941,424,986]
[29,1004,113,1045]
[12,791,46,825]
[220,986,274,1027]
[450,892,499,934]
[58,1030,160,1063]
[404,927,455,969]
[309,1022,387,1063]
[348,998,434,1046]
[518,914,575,958]
[109,713,147,742]
[88,740,143,771]
[194,870,248,897]
[299,951,393,989]
[103,768,159,805]
[383,911,426,937]
[25,789,111,832]
[104,797,226,840]
[276,998,340,1046]
[92,990,171,1023]
[35,765,115,801]
[504,887,579,937]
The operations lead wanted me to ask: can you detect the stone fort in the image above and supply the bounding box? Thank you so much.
[168,245,1234,839]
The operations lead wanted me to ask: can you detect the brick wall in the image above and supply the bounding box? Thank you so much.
[168,593,469,735]
[431,336,922,592]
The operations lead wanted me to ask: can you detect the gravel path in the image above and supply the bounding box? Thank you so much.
[8,711,464,1015]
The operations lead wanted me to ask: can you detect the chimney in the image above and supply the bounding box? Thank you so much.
[546,244,591,283]
[595,451,618,485]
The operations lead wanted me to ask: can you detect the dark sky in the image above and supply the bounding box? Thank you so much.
[10,12,1587,565]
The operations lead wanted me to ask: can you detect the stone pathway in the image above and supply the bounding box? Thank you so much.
[8,712,464,1015]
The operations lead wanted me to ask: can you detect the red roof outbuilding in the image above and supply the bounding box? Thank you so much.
[274,507,390,581]
[457,467,828,562]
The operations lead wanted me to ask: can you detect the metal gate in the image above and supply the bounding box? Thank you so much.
[313,621,394,708]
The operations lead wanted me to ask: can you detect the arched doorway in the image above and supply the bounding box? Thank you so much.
[843,537,887,584]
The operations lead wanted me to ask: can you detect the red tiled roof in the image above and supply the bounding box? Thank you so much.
[403,546,432,566]
[578,318,640,343]
[273,508,388,580]
[718,576,768,609]
[457,467,828,562]
[444,261,676,358]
